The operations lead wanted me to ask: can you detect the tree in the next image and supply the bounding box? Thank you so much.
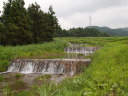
[45,5,60,41]
[56,27,109,37]
[0,1,60,45]
[27,2,45,43]
[0,23,6,45]
[0,0,32,46]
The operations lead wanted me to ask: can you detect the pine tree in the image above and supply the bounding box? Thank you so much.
[27,2,45,43]
[1,0,32,46]
[45,5,60,41]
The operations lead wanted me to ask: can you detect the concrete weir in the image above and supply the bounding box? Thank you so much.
[7,59,91,76]
[64,47,99,54]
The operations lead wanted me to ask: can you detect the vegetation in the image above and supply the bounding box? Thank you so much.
[56,27,109,37]
[34,74,52,84]
[33,37,128,96]
[0,75,4,82]
[90,26,128,36]
[0,1,128,96]
[0,0,60,46]
[0,39,67,71]
[1,37,128,95]
[14,73,24,79]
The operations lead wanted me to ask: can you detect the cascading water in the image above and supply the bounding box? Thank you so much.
[6,43,99,76]
[69,42,87,47]
[7,59,90,75]
[64,47,99,54]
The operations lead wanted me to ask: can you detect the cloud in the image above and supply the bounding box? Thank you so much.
[0,0,128,29]
[51,0,128,17]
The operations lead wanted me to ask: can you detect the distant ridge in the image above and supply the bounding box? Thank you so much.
[87,26,128,36]
[117,27,128,31]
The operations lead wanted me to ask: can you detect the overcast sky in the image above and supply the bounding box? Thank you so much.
[0,0,128,29]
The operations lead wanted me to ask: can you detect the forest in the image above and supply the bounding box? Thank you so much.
[56,27,109,37]
[0,0,60,46]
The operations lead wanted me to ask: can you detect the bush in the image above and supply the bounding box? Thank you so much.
[14,73,24,79]
[16,91,31,96]
[0,75,4,82]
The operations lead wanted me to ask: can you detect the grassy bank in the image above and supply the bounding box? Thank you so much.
[59,37,128,46]
[32,37,128,96]
[0,39,67,71]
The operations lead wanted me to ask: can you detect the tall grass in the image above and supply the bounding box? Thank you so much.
[60,37,128,46]
[0,39,67,71]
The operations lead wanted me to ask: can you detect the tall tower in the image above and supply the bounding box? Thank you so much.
[89,15,92,27]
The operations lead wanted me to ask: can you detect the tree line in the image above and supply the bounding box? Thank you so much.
[0,0,60,46]
[56,27,109,37]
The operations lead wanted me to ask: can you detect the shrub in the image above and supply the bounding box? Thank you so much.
[0,75,4,82]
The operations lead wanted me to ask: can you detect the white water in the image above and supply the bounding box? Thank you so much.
[64,47,99,54]
[4,43,99,76]
[7,59,90,75]
[69,42,87,47]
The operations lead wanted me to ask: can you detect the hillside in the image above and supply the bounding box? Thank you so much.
[88,26,128,36]
[117,27,128,31]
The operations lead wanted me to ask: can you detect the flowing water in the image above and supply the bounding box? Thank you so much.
[64,47,99,54]
[7,59,90,76]
[5,43,99,75]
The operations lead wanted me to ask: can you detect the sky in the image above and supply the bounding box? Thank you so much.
[0,0,128,29]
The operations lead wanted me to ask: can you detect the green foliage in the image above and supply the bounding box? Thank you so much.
[16,91,31,96]
[35,74,51,82]
[56,27,109,37]
[2,86,14,96]
[9,80,28,91]
[0,39,67,71]
[90,26,128,36]
[35,82,58,96]
[14,73,24,79]
[0,0,60,46]
[0,75,4,82]
[60,37,128,46]
[1,37,128,95]
[27,2,46,43]
[1,0,32,45]
[30,37,128,96]
[34,74,52,85]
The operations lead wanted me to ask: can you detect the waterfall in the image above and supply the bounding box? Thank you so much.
[7,59,90,75]
[69,43,87,47]
[64,47,99,54]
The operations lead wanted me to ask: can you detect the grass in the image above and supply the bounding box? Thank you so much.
[16,91,31,96]
[33,37,128,95]
[34,74,52,84]
[14,73,24,79]
[0,75,4,82]
[1,37,128,95]
[0,39,68,72]
[60,37,128,46]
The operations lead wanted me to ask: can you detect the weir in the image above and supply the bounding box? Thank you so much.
[64,47,99,54]
[69,43,87,47]
[6,43,99,76]
[7,59,90,75]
